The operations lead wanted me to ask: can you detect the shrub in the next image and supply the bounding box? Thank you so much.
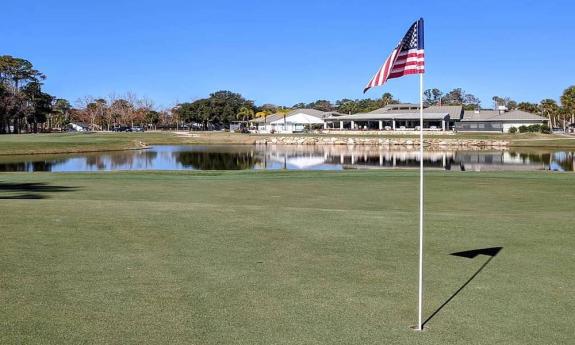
[518,125,529,133]
[540,124,551,134]
[527,124,541,132]
[508,127,518,134]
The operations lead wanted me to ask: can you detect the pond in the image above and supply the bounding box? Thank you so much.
[0,145,573,172]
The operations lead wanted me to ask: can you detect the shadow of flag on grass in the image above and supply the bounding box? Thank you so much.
[423,247,503,327]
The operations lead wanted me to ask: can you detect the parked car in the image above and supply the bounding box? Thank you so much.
[552,127,564,134]
[131,126,145,132]
[112,126,132,132]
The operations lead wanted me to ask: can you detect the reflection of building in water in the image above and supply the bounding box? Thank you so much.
[260,144,459,170]
[0,145,572,172]
[255,145,575,172]
[454,151,550,171]
[335,151,456,170]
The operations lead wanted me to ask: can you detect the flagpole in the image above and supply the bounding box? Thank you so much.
[417,72,424,331]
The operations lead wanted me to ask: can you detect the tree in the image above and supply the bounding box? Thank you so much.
[0,56,47,134]
[336,99,359,114]
[22,82,53,133]
[208,90,254,126]
[301,99,333,112]
[507,100,518,110]
[236,106,254,122]
[0,82,20,133]
[442,88,480,110]
[423,88,443,106]
[381,92,397,106]
[144,110,161,130]
[94,99,108,130]
[560,86,575,130]
[539,99,559,129]
[51,98,71,130]
[492,96,515,110]
[0,55,45,91]
[174,91,254,129]
[517,102,539,114]
[110,99,134,126]
[333,93,399,115]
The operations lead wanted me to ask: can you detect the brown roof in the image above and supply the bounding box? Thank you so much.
[368,105,463,120]
[462,110,547,122]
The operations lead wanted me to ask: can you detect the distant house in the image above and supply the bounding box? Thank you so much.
[252,109,339,133]
[68,122,90,132]
[456,108,548,133]
[324,103,463,131]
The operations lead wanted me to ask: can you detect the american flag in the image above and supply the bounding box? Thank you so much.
[364,18,424,93]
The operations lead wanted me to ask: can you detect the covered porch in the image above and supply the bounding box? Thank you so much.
[324,113,449,131]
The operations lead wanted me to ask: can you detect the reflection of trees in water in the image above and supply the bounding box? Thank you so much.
[550,152,574,171]
[0,160,65,172]
[85,155,107,170]
[511,151,574,171]
[175,151,260,170]
[84,150,158,170]
[517,152,549,164]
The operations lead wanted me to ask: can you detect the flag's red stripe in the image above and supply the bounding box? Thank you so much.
[381,54,393,84]
[373,64,384,86]
[396,52,424,59]
[392,61,425,69]
[388,69,424,78]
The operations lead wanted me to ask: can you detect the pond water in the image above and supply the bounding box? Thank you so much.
[0,145,573,172]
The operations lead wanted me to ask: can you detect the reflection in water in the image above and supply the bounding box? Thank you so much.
[175,151,261,170]
[0,145,573,172]
[0,160,66,172]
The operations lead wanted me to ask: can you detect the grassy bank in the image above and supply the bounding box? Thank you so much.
[0,131,574,156]
[0,132,255,155]
[1,170,573,344]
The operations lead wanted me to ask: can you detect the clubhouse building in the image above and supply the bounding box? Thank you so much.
[251,103,548,133]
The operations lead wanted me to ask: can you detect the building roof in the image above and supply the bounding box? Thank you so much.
[251,113,284,123]
[252,109,337,123]
[425,106,464,120]
[326,112,449,121]
[462,110,547,122]
[369,103,420,113]
[286,108,331,118]
[367,105,463,120]
[326,105,462,122]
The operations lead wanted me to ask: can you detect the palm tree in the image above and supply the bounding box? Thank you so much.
[236,106,254,122]
[539,99,559,129]
[236,106,254,131]
[560,86,575,131]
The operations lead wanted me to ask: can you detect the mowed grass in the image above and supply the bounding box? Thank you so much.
[0,170,573,344]
[0,132,258,155]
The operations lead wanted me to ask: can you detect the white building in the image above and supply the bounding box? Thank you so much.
[251,104,547,133]
[323,104,463,131]
[456,109,548,132]
[252,109,337,133]
[68,122,90,132]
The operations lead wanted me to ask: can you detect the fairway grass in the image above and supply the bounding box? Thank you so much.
[1,170,574,344]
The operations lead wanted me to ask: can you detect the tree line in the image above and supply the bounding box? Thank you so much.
[2,55,574,133]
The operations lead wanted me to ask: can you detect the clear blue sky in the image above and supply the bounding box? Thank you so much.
[2,0,573,108]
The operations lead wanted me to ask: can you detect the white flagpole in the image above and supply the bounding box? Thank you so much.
[417,72,424,331]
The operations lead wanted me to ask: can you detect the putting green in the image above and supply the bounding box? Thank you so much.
[1,170,573,344]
